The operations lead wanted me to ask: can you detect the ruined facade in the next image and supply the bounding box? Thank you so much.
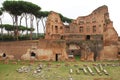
[0,5,119,61]
[46,5,110,40]
[45,5,119,61]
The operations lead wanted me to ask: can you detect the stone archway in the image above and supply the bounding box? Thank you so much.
[68,44,81,58]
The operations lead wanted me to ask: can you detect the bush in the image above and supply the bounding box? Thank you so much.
[0,34,15,41]
[0,33,45,41]
[18,35,30,40]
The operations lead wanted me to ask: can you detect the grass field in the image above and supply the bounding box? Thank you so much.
[0,60,120,80]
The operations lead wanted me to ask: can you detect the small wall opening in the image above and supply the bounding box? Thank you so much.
[118,52,120,55]
[55,26,58,33]
[2,53,6,57]
[101,36,103,40]
[86,35,90,40]
[55,54,59,61]
[61,36,64,39]
[30,52,36,57]
[71,50,74,53]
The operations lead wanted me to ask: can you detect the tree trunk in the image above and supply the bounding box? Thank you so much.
[10,14,16,40]
[36,17,40,37]
[44,17,47,33]
[30,14,34,40]
[19,13,24,26]
[10,14,15,27]
[25,14,28,35]
[15,15,18,40]
[41,17,45,34]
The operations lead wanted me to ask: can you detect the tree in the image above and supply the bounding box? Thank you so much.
[20,1,41,40]
[27,27,35,35]
[2,1,41,40]
[18,25,27,35]
[34,11,41,37]
[2,1,24,40]
[40,11,49,34]
[19,13,25,26]
[4,24,14,35]
[34,11,49,36]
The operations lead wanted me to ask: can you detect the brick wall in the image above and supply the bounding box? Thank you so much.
[0,40,38,59]
[0,40,67,60]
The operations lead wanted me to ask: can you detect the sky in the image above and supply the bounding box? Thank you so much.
[0,0,120,36]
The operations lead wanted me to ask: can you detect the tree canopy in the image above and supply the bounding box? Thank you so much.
[2,1,41,40]
[2,1,41,15]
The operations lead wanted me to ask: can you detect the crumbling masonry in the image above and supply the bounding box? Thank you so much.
[0,5,119,61]
[45,5,119,61]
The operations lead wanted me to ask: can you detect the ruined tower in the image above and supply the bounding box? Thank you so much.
[45,11,64,39]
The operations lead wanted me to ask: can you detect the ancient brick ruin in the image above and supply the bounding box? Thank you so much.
[0,5,119,61]
[45,5,119,61]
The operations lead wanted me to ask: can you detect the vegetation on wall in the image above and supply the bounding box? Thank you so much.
[59,13,73,23]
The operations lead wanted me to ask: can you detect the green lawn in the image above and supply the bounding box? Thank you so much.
[0,60,120,80]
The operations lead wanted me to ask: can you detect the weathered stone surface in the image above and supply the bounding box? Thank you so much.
[80,44,94,61]
[69,44,80,50]
[87,52,94,61]
[7,55,14,60]
[81,51,94,61]
[20,40,68,61]
[21,51,31,60]
[100,45,118,60]
[104,23,118,46]
[104,28,118,42]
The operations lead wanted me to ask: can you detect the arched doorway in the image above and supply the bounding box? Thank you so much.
[30,52,36,57]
